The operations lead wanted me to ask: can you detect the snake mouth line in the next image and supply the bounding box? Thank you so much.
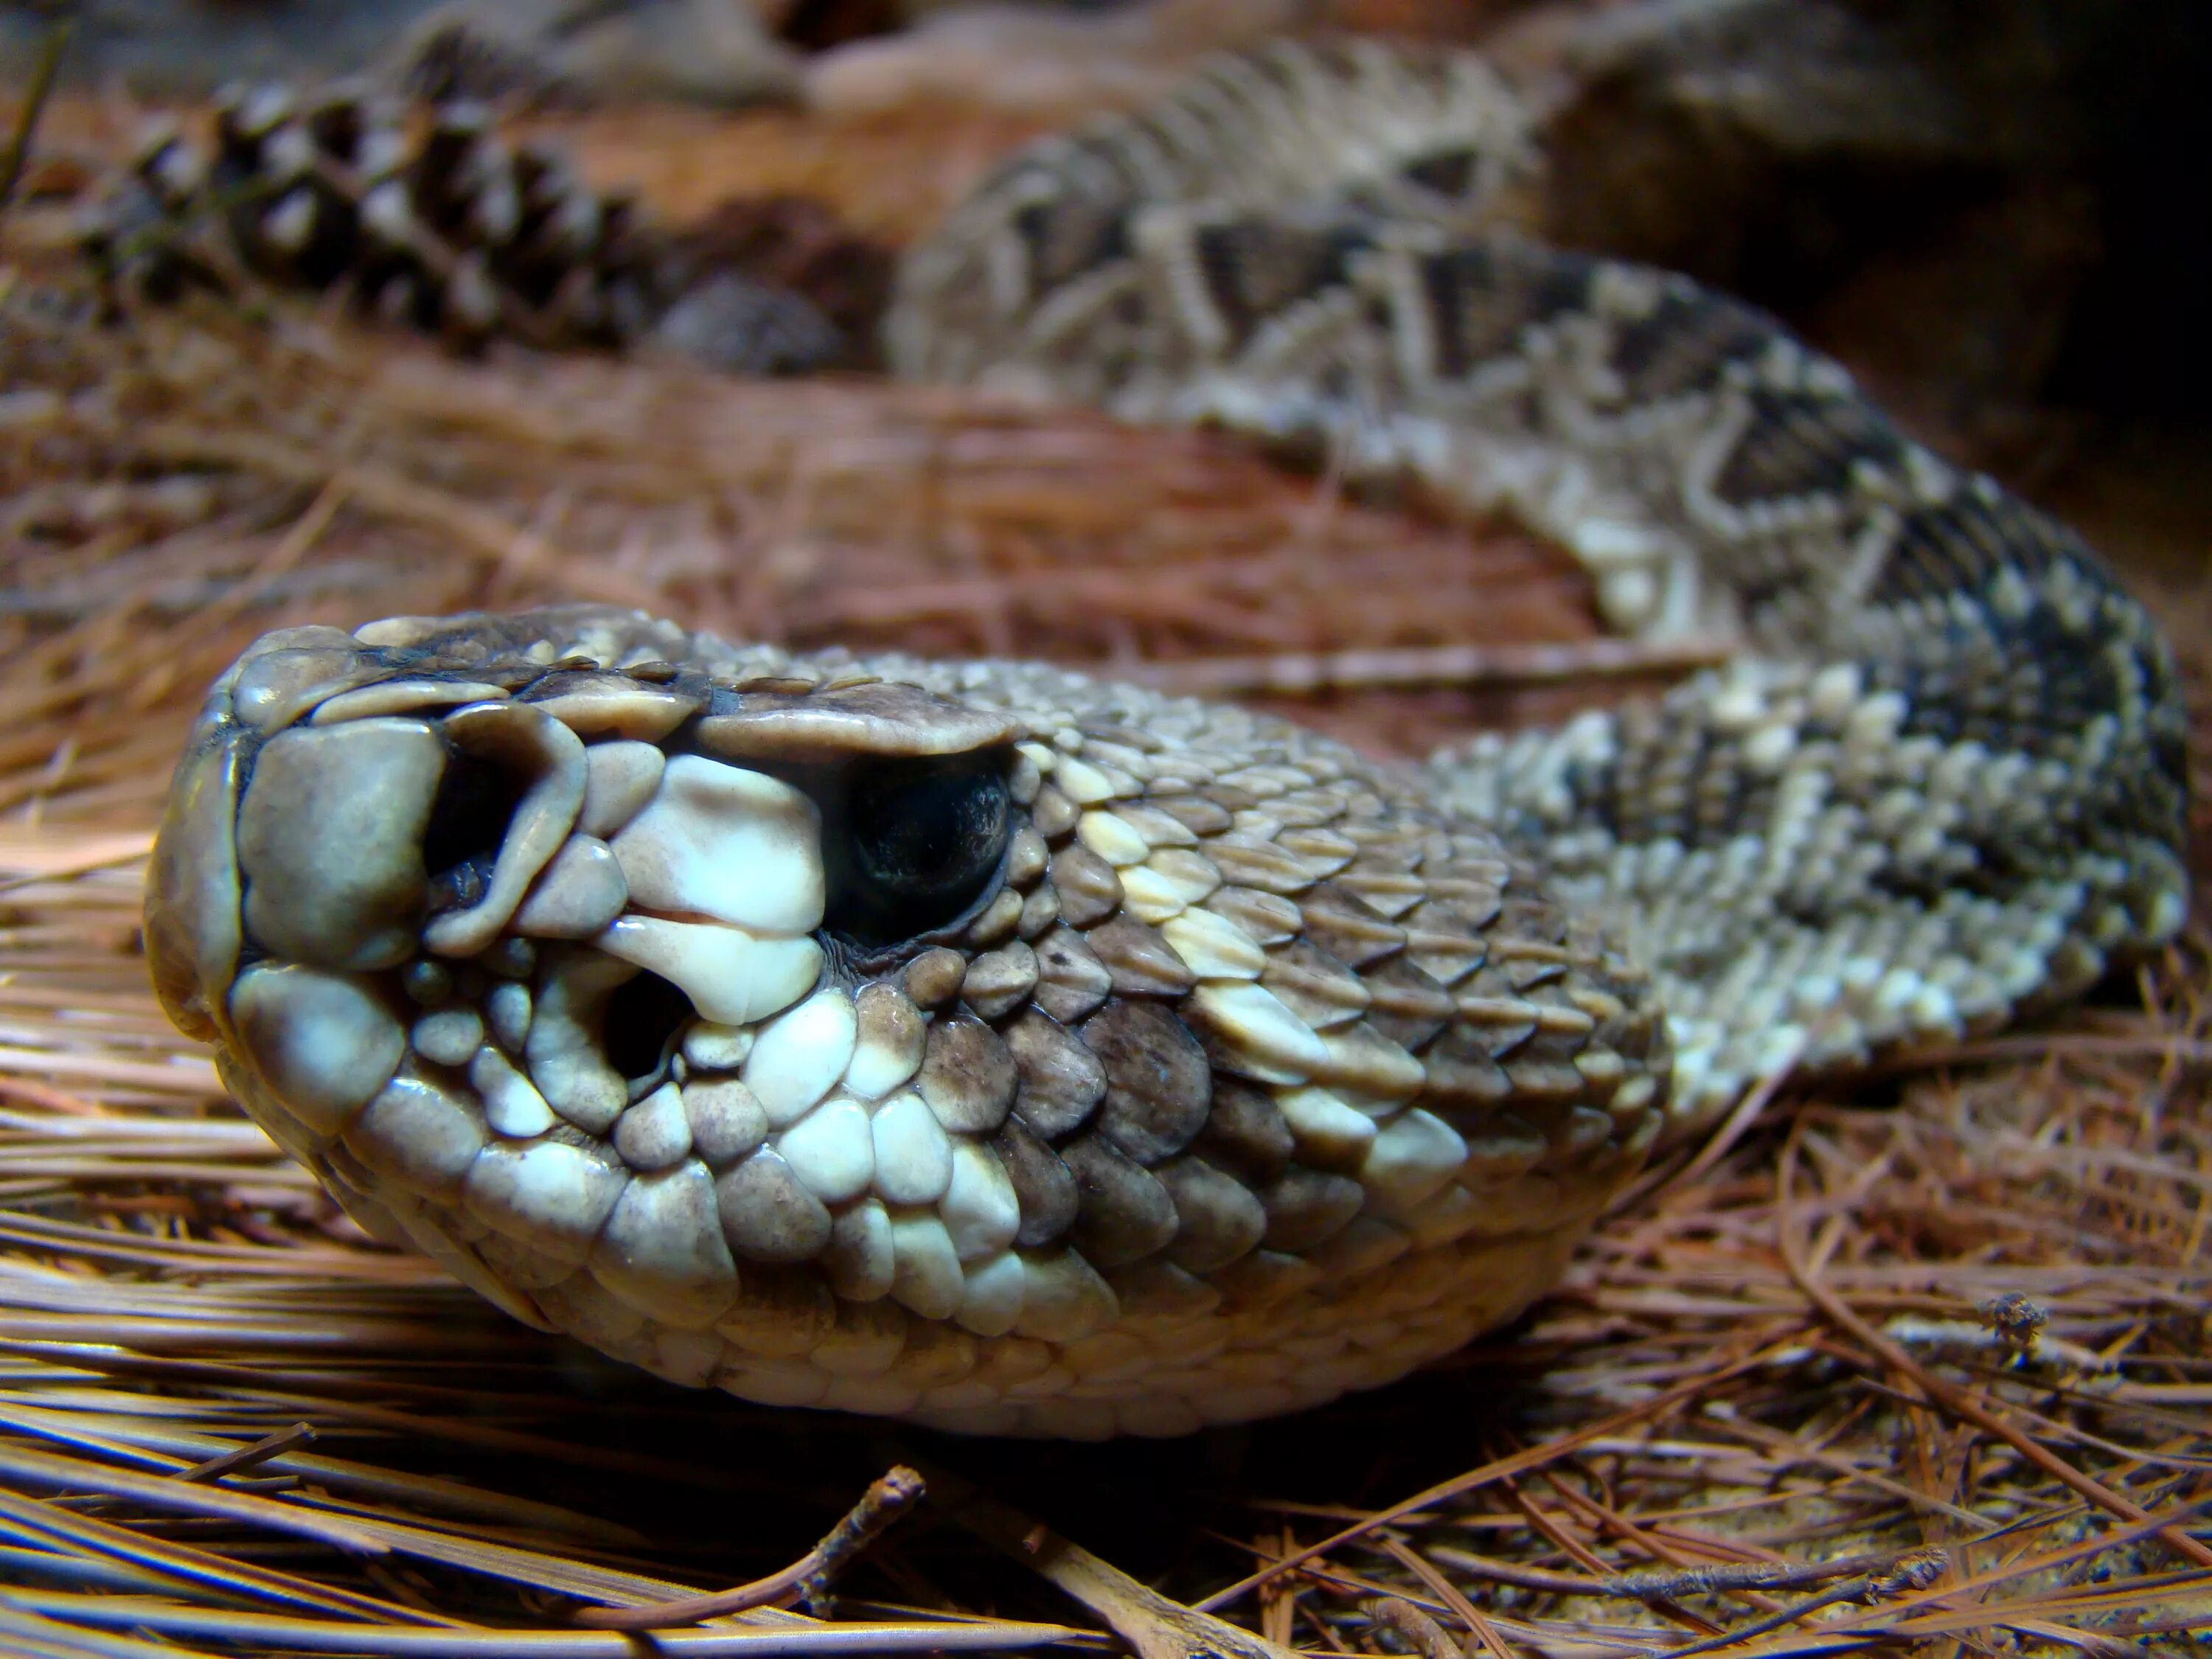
[146,608,1668,1435]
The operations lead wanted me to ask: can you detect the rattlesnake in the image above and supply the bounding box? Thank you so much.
[145,40,2190,1437]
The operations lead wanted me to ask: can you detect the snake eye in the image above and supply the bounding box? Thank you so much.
[830,755,1010,945]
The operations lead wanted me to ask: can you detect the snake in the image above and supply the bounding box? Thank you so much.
[144,39,2190,1438]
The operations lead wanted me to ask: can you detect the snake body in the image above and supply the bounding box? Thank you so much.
[147,41,2189,1436]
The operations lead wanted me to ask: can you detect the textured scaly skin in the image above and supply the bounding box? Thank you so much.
[145,41,2188,1436]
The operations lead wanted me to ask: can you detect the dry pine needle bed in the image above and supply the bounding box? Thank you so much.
[0,86,2206,1659]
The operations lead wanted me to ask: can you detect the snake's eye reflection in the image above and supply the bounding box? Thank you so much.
[830,757,1011,945]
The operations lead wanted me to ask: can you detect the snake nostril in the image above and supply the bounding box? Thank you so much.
[421,750,526,913]
[602,969,694,1083]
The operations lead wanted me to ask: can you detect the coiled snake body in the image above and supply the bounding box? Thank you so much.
[147,41,2189,1436]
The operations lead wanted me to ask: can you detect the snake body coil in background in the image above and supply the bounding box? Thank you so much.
[145,41,2190,1437]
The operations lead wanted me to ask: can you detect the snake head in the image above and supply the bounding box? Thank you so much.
[147,605,1667,1436]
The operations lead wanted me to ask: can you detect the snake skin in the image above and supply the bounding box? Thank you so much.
[145,41,2189,1437]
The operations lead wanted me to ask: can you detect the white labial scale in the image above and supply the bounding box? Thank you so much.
[938,1140,1020,1261]
[510,835,627,939]
[344,1074,487,1202]
[888,1210,965,1319]
[844,984,925,1099]
[578,740,665,838]
[775,1093,875,1204]
[468,1046,557,1138]
[228,964,406,1137]
[462,1140,626,1265]
[589,1161,740,1328]
[683,1023,753,1071]
[953,1249,1026,1337]
[742,988,858,1127]
[596,915,822,1029]
[869,1090,953,1205]
[609,753,824,932]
